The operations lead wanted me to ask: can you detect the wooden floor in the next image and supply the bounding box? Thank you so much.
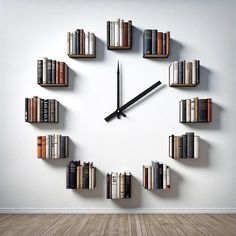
[0,214,235,236]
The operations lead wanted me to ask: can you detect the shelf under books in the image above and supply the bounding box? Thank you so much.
[67,161,96,189]
[67,28,96,58]
[107,172,131,199]
[169,132,199,159]
[169,60,200,87]
[143,162,170,190]
[143,30,170,58]
[179,97,212,123]
[25,97,59,123]
[37,135,69,159]
[37,58,68,87]
[107,19,132,50]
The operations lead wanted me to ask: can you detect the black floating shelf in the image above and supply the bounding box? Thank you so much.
[107,46,132,50]
[68,54,96,58]
[38,83,68,87]
[170,83,198,88]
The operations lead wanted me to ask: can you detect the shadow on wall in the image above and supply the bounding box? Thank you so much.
[72,168,105,199]
[149,168,183,199]
[112,175,142,208]
[172,138,211,168]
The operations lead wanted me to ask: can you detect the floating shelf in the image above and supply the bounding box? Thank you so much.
[169,133,200,159]
[143,162,170,190]
[38,83,68,87]
[143,54,169,58]
[170,83,197,88]
[107,172,131,199]
[67,54,96,58]
[66,161,96,189]
[107,46,132,50]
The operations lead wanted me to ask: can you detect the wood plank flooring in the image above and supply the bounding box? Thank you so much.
[0,214,235,236]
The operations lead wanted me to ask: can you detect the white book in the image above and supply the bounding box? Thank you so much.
[173,61,179,84]
[192,60,197,84]
[91,168,95,189]
[194,136,200,158]
[46,135,49,159]
[163,164,167,189]
[37,97,40,122]
[42,57,47,84]
[110,22,115,46]
[169,63,174,85]
[151,166,154,189]
[58,135,61,158]
[117,173,120,198]
[111,172,117,199]
[51,134,55,158]
[186,99,191,122]
[55,101,58,123]
[166,167,170,188]
[169,136,173,157]
[85,32,89,55]
[148,166,151,189]
[185,62,190,84]
[67,32,70,54]
[179,100,183,122]
[89,32,95,55]
[70,33,73,54]
[191,98,195,122]
[120,19,124,46]
[114,19,120,46]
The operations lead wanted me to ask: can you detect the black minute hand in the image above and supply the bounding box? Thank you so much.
[105,80,161,122]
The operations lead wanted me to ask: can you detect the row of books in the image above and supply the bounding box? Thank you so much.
[169,133,199,159]
[67,29,96,55]
[179,97,212,123]
[25,97,59,123]
[143,30,170,55]
[143,162,170,190]
[66,161,96,189]
[37,58,68,85]
[169,60,200,85]
[107,172,131,199]
[37,135,69,159]
[107,19,132,47]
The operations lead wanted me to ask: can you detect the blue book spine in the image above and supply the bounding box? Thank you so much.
[151,30,157,54]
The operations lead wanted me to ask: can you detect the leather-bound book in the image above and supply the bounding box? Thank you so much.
[37,60,43,84]
[128,20,132,48]
[107,174,111,199]
[151,30,157,54]
[158,164,163,189]
[187,132,194,158]
[182,134,187,158]
[32,96,38,122]
[47,59,52,84]
[37,136,42,158]
[51,60,56,84]
[59,62,65,84]
[107,21,110,47]
[83,162,90,189]
[125,172,131,198]
[80,29,84,55]
[157,32,163,55]
[163,33,166,55]
[176,136,183,159]
[143,29,152,55]
[123,22,128,46]
[166,31,170,55]
[198,99,208,122]
[208,98,212,122]
[41,136,46,159]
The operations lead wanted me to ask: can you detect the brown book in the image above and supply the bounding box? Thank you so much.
[41,136,46,159]
[64,65,68,86]
[56,61,59,84]
[176,136,183,159]
[37,136,42,158]
[79,165,83,189]
[194,97,199,122]
[128,20,132,48]
[166,31,170,55]
[208,98,212,122]
[157,32,163,55]
[143,166,148,189]
[32,96,38,122]
[77,165,80,189]
[81,30,85,54]
[59,62,65,84]
[123,22,128,46]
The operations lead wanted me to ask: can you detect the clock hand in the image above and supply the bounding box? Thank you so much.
[105,80,161,122]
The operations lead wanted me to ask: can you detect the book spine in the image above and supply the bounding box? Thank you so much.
[42,57,47,84]
[32,96,37,122]
[72,32,76,54]
[182,100,186,122]
[27,99,31,122]
[189,62,192,84]
[50,100,55,122]
[166,31,170,55]
[110,22,115,46]
[30,98,33,122]
[158,164,163,189]
[192,60,197,84]
[125,173,131,198]
[111,173,117,199]
[191,98,195,122]
[123,22,128,47]
[194,136,200,158]
[120,19,124,46]
[157,32,163,55]
[82,30,85,54]
[47,59,52,84]
[198,99,208,122]
[173,61,179,84]
[85,32,89,55]
[25,98,28,122]
[37,97,40,122]
[40,99,44,122]
[185,62,190,84]
[37,136,42,158]
[54,135,58,158]
[163,164,167,189]
[151,30,157,54]
[51,134,55,158]
[83,164,89,189]
[194,97,199,122]
[69,161,77,189]
[182,134,187,158]
[37,60,43,84]
[76,29,80,55]
[163,33,166,55]
[67,32,70,55]
[166,166,170,189]
[169,136,172,158]
[107,21,110,47]
[107,174,111,199]
[77,165,80,189]
[59,62,65,84]
[144,29,152,55]
[208,98,212,122]
[187,132,194,158]
[148,166,151,189]
[41,136,46,159]
[169,63,174,85]
[196,60,200,84]
[61,136,65,158]
[179,100,183,123]
[51,60,56,84]
[174,136,177,159]
[117,173,120,198]
[186,99,191,122]
[89,33,95,55]
[66,165,70,188]
[179,61,183,84]
[177,136,183,159]
[46,135,49,158]
[114,19,120,46]
[79,30,83,54]
[128,20,132,48]
[44,99,48,122]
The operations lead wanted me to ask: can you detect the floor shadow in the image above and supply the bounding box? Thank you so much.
[173,138,210,168]
[72,168,105,199]
[149,168,182,199]
[111,175,142,208]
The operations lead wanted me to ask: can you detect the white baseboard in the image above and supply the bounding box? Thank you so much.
[0,208,236,214]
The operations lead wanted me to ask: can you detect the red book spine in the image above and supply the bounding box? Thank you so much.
[41,136,46,159]
[37,136,42,158]
[56,61,59,84]
[32,96,37,122]
[157,32,163,55]
[59,62,65,84]
[166,31,170,55]
[123,22,128,46]
[208,98,212,122]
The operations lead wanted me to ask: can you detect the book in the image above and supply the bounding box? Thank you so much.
[176,136,183,159]
[67,32,70,55]
[158,164,163,189]
[107,21,110,47]
[143,29,152,54]
[157,32,163,55]
[163,33,166,55]
[187,132,194,158]
[179,61,183,84]
[85,32,89,55]
[120,19,124,46]
[199,99,208,122]
[42,57,47,84]
[191,98,195,122]
[208,98,212,122]
[125,172,131,198]
[166,166,170,188]
[112,172,117,199]
[173,61,179,84]
[47,59,52,84]
[76,29,80,55]
[151,30,157,54]
[37,60,43,84]
[107,174,111,199]
[128,20,132,47]
[166,31,170,55]
[182,134,187,158]
[123,22,128,46]
[114,19,120,46]
[186,99,191,122]
[194,136,200,158]
[37,136,42,158]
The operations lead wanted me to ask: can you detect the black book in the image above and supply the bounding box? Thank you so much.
[182,100,186,122]
[198,99,208,121]
[152,161,159,189]
[163,33,166,55]
[182,134,187,158]
[125,173,131,198]
[69,161,79,189]
[183,60,186,83]
[187,132,194,158]
[83,162,89,189]
[40,99,44,122]
[107,174,111,199]
[65,136,69,157]
[158,164,163,189]
[179,61,183,84]
[151,30,157,54]
[107,21,110,47]
[66,165,70,188]
[43,99,49,122]
[47,59,52,84]
[37,60,43,84]
[61,136,65,158]
[50,100,55,122]
[76,29,80,54]
[143,29,152,55]
[196,60,200,84]
[51,60,56,84]
[25,98,28,122]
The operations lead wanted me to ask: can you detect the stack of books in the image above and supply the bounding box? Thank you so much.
[169,132,199,159]
[37,135,69,159]
[25,97,59,123]
[107,19,132,48]
[143,30,170,56]
[37,58,68,86]
[169,60,200,86]
[143,162,170,190]
[66,161,96,189]
[67,29,96,56]
[107,172,131,199]
[179,97,212,123]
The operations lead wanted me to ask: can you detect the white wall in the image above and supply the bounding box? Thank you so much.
[1,0,236,213]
